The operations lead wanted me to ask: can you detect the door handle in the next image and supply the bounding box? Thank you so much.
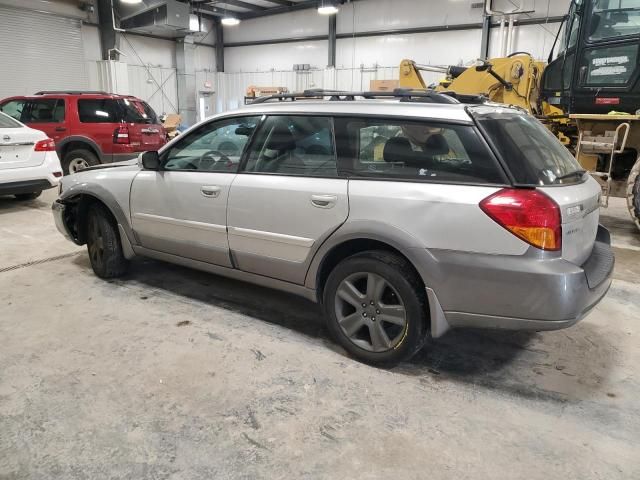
[55,127,67,132]
[311,194,337,208]
[201,185,221,198]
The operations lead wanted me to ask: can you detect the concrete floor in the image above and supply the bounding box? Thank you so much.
[1,189,639,480]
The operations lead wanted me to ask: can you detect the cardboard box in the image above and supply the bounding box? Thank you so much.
[370,80,399,92]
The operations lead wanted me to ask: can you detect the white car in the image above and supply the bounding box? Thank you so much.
[0,111,62,200]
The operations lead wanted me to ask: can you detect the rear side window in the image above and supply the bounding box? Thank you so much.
[120,99,159,124]
[334,117,504,184]
[243,115,337,177]
[471,107,583,185]
[78,99,121,123]
[0,100,25,121]
[22,99,65,123]
[0,112,21,128]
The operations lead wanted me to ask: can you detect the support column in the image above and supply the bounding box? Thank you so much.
[215,19,225,73]
[176,35,197,126]
[480,15,491,59]
[97,0,121,60]
[328,15,336,68]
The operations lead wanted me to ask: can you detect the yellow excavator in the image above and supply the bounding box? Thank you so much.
[399,0,640,231]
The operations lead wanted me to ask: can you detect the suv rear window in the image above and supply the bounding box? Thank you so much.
[334,117,504,184]
[121,99,159,124]
[470,106,584,185]
[78,99,121,123]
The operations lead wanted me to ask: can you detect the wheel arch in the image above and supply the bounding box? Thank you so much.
[57,136,103,163]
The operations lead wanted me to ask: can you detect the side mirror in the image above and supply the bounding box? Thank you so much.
[141,151,161,170]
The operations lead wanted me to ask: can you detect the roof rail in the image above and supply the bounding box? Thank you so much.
[34,90,111,95]
[249,88,488,105]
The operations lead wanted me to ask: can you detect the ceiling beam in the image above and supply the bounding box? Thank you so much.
[194,7,226,17]
[208,0,268,11]
[261,0,296,6]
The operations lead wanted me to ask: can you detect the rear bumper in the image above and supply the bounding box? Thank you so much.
[0,179,55,195]
[423,225,614,337]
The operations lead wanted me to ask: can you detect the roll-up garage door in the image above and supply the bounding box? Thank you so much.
[0,6,88,97]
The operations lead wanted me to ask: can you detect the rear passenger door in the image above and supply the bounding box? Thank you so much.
[227,115,348,284]
[74,98,122,161]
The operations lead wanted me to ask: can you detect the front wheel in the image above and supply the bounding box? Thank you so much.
[86,204,128,279]
[627,157,640,231]
[323,251,428,366]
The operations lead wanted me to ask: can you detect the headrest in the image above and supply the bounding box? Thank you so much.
[423,133,449,156]
[265,124,295,151]
[383,137,414,163]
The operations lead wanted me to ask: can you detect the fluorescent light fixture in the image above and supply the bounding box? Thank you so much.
[120,0,143,4]
[221,16,240,26]
[317,1,339,14]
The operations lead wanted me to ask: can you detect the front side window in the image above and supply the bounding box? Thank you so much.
[334,117,504,184]
[163,116,260,172]
[22,99,65,123]
[590,0,640,40]
[471,106,583,185]
[243,115,337,177]
[78,99,120,123]
[0,100,25,121]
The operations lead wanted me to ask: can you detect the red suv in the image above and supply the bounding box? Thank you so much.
[0,91,166,174]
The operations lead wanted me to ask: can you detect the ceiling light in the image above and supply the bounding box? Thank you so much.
[120,0,143,4]
[317,1,339,14]
[221,16,240,26]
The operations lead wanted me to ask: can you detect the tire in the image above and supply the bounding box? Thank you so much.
[86,203,128,279]
[626,157,640,231]
[323,250,428,367]
[63,149,99,175]
[14,191,42,200]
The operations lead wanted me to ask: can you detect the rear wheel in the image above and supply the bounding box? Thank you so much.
[14,191,42,200]
[63,149,99,175]
[626,157,640,231]
[323,250,428,366]
[86,204,128,279]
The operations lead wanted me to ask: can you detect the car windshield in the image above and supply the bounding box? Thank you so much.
[469,106,584,185]
[0,112,22,128]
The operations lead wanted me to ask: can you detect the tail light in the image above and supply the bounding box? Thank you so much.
[480,188,562,251]
[34,138,56,151]
[114,125,130,144]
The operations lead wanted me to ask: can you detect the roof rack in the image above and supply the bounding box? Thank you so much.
[249,88,489,105]
[34,90,111,95]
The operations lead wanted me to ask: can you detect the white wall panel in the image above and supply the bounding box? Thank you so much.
[226,40,328,71]
[224,9,327,43]
[82,24,102,91]
[488,21,563,60]
[127,65,178,116]
[336,29,483,69]
[194,45,216,72]
[337,0,483,33]
[120,34,176,69]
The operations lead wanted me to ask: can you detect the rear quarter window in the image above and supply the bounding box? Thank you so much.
[78,99,121,123]
[334,117,505,184]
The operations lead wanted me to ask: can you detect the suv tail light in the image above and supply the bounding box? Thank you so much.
[34,138,56,152]
[114,125,130,144]
[480,188,562,251]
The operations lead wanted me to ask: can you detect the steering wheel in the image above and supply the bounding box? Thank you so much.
[198,150,231,170]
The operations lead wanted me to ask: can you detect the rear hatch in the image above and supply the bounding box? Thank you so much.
[470,106,600,265]
[0,114,46,170]
[119,98,165,150]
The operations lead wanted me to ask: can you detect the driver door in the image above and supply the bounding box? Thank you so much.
[130,115,261,266]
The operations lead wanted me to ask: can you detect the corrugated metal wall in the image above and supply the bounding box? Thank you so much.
[0,6,88,96]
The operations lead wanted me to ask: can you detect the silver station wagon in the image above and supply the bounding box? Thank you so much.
[53,90,614,366]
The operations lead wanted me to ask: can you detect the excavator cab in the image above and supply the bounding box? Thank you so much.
[542,0,640,114]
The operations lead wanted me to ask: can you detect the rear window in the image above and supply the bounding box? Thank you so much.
[0,112,21,128]
[78,99,121,123]
[334,117,504,184]
[471,107,584,185]
[120,99,159,124]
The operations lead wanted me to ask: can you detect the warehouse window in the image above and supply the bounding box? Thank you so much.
[78,99,120,123]
[243,116,337,177]
[334,117,504,184]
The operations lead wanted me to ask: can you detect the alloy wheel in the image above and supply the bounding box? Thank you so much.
[87,215,105,268]
[334,272,407,352]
